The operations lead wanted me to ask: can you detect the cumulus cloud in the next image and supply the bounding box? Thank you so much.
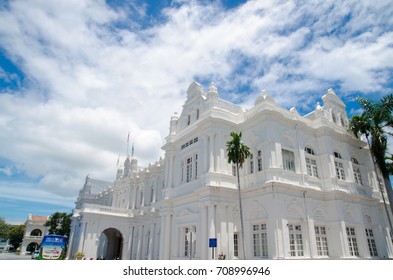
[0,0,392,207]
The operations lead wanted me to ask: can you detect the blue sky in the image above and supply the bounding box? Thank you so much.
[0,0,392,223]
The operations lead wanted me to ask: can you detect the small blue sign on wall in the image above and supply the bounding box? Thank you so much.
[209,238,217,248]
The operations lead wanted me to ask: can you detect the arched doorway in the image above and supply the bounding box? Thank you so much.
[97,228,123,260]
[26,242,39,253]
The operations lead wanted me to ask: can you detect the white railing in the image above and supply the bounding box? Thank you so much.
[24,235,43,240]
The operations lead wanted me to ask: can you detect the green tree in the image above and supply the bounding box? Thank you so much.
[0,217,11,240]
[348,94,393,232]
[7,224,25,250]
[226,131,250,260]
[44,212,72,238]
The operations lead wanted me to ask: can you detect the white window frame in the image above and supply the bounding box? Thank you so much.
[353,166,363,185]
[183,226,196,258]
[195,154,198,179]
[365,228,378,257]
[346,226,359,256]
[335,161,345,180]
[252,224,268,258]
[314,226,329,256]
[233,233,239,258]
[288,224,304,257]
[257,150,262,171]
[249,153,254,174]
[282,149,296,173]
[306,158,319,178]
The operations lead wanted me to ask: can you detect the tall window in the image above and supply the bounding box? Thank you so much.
[282,149,295,172]
[195,154,198,179]
[150,186,154,204]
[314,226,329,256]
[332,112,337,123]
[253,224,268,257]
[346,227,359,256]
[365,229,378,257]
[232,165,237,176]
[140,190,144,207]
[184,226,196,258]
[196,109,199,120]
[184,227,189,256]
[306,158,319,178]
[353,168,363,185]
[305,147,318,178]
[249,154,254,174]
[234,233,239,258]
[288,224,303,256]
[257,150,262,171]
[186,157,193,182]
[335,161,345,180]
[187,115,191,126]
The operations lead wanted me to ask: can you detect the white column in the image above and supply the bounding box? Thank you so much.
[200,203,208,259]
[209,135,214,172]
[208,203,217,259]
[162,213,172,259]
[159,215,166,259]
[77,222,87,254]
[137,225,143,259]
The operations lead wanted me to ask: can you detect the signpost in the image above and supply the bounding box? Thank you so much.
[209,238,217,260]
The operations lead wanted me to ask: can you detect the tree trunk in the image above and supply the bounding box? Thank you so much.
[236,162,246,260]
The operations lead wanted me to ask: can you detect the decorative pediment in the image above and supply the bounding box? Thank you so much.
[179,208,192,216]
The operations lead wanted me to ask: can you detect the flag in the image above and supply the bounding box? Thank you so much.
[132,142,135,157]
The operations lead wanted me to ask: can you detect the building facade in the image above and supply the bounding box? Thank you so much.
[21,214,49,255]
[68,82,393,260]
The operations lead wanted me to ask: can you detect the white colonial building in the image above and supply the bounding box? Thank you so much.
[68,82,393,260]
[21,214,49,255]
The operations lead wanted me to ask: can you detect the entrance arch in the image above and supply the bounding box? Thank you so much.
[26,242,39,253]
[97,228,123,260]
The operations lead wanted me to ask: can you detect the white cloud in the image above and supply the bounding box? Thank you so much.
[0,0,392,205]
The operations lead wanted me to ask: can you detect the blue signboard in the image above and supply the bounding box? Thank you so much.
[209,238,217,248]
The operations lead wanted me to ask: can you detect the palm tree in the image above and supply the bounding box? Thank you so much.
[348,94,393,234]
[226,131,250,260]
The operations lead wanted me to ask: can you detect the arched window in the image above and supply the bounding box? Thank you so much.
[334,152,342,159]
[150,186,154,203]
[305,147,315,155]
[140,190,144,207]
[351,157,359,164]
[332,112,337,123]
